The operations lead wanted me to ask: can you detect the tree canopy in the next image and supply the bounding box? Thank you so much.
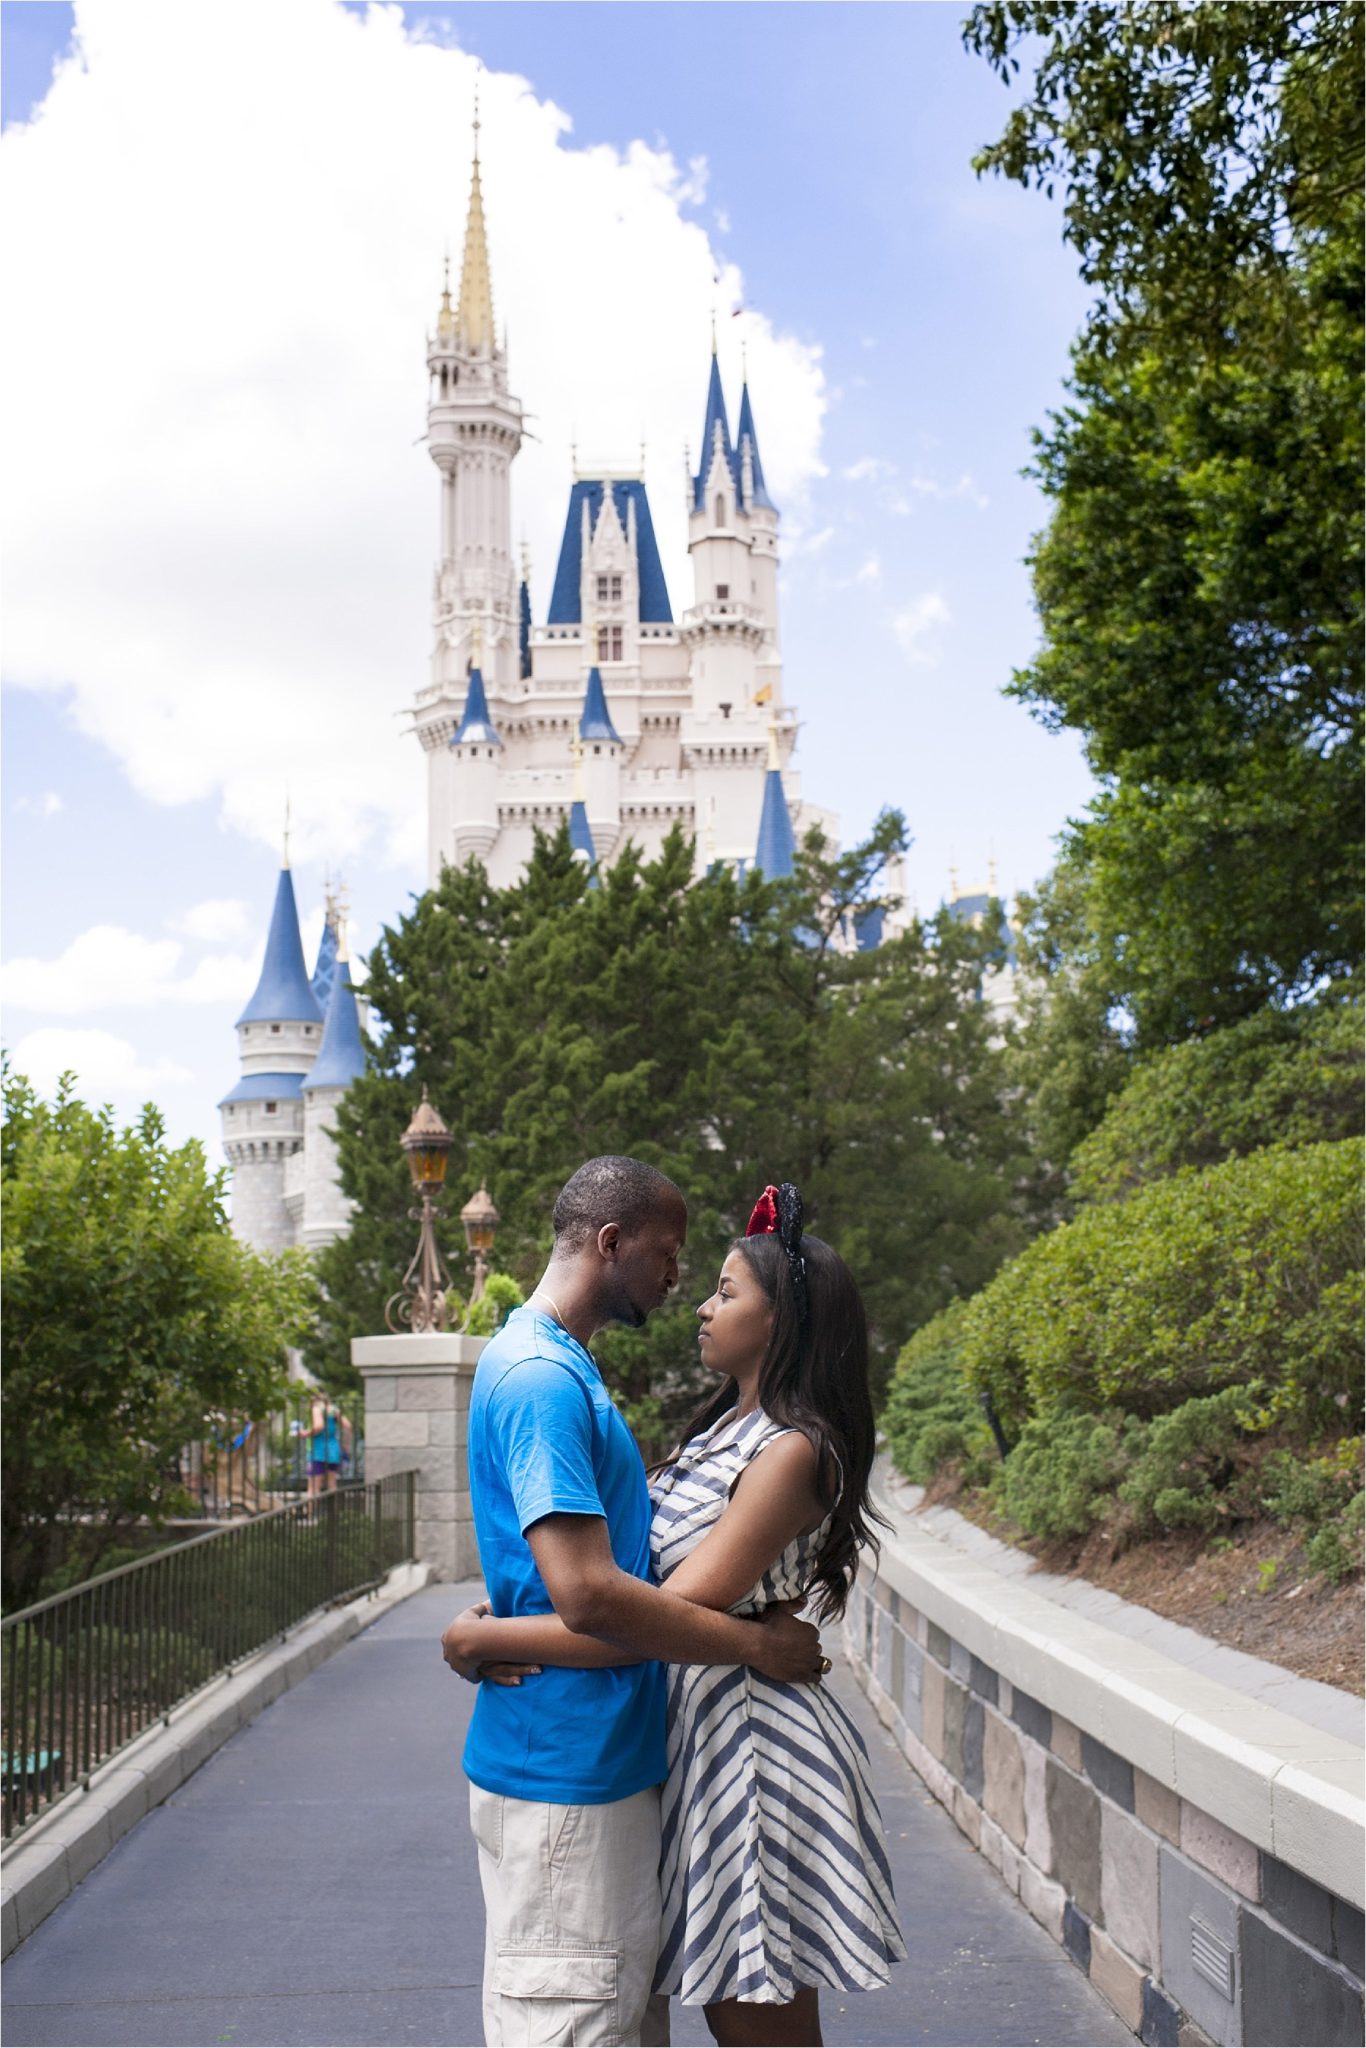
[2,1068,315,1608]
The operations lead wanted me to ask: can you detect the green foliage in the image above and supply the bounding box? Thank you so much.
[310,819,1040,1432]
[1117,1387,1262,1534]
[989,1409,1141,1543]
[1305,1491,1365,1583]
[1257,1439,1364,1525]
[880,1301,994,1485]
[966,1,1363,1045]
[959,1139,1363,1434]
[1071,998,1364,1203]
[446,1271,524,1340]
[1,1068,316,1608]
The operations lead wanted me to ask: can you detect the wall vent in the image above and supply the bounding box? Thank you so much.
[1191,1916,1235,2001]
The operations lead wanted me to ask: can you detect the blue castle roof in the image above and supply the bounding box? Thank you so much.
[547,481,673,625]
[693,353,734,509]
[218,1071,305,1108]
[237,868,323,1027]
[302,957,367,1093]
[580,667,622,744]
[854,904,885,952]
[568,797,598,876]
[310,915,338,1008]
[735,382,775,512]
[518,576,532,679]
[452,665,501,747]
[754,768,797,880]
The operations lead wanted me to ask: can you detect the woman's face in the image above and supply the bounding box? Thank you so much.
[696,1249,773,1381]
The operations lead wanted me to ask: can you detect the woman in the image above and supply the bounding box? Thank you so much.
[445,1183,905,2046]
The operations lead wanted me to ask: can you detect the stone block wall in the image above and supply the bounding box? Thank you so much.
[353,1333,485,1581]
[845,1569,1364,2047]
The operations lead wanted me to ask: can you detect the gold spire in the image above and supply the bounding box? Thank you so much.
[470,615,484,667]
[456,91,495,354]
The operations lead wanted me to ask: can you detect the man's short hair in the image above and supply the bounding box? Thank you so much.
[551,1156,684,1252]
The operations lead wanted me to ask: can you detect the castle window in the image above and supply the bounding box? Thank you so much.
[595,575,622,603]
[264,1101,278,1116]
[716,584,729,600]
[597,625,623,662]
[270,1024,281,1035]
[715,495,725,527]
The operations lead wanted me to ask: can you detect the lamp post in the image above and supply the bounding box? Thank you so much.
[459,1181,500,1312]
[384,1088,455,1334]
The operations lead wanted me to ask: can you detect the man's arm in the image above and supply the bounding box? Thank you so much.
[525,1513,823,1682]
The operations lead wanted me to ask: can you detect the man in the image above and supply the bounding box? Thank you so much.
[445,1156,823,2047]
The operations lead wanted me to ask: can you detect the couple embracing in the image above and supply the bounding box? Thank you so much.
[442,1156,906,2047]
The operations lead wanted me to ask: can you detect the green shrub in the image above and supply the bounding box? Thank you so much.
[959,1139,1363,1432]
[445,1270,524,1338]
[1256,1439,1364,1525]
[1305,1491,1364,1582]
[1118,1387,1262,1533]
[989,1409,1142,1542]
[1071,998,1363,1206]
[881,1302,995,1485]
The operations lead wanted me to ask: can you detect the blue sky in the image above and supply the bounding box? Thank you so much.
[2,0,1095,1162]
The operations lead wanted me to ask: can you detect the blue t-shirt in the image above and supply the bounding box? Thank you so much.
[463,1305,667,1804]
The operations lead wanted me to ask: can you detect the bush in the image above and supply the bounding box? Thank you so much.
[1305,1492,1365,1583]
[1118,1387,1262,1533]
[1070,998,1363,1206]
[959,1138,1363,1433]
[446,1271,524,1338]
[989,1409,1142,1542]
[881,1302,995,1485]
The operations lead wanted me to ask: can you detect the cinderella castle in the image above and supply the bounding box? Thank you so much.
[222,123,983,1252]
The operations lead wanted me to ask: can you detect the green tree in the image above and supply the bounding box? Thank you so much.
[2,1068,316,1608]
[966,1,1363,1043]
[310,820,1037,1431]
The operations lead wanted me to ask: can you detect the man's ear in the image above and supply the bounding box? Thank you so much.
[596,1221,622,1263]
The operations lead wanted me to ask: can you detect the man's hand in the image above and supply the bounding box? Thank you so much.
[440,1602,542,1687]
[749,1608,824,1684]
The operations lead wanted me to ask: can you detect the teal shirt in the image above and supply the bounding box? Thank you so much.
[463,1305,666,1804]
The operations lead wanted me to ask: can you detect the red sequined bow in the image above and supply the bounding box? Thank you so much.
[745,1185,780,1237]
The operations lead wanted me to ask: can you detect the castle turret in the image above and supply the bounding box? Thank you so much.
[578,662,622,859]
[735,371,781,665]
[753,725,797,880]
[448,644,502,864]
[567,737,598,883]
[299,935,366,1250]
[220,854,323,1252]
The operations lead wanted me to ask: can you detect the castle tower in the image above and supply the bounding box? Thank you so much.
[299,931,367,1250]
[418,101,524,879]
[567,736,598,878]
[220,852,323,1252]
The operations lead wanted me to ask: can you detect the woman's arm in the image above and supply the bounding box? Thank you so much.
[661,1431,827,1611]
[441,1602,642,1677]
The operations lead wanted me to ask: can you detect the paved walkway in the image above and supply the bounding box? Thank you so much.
[5,1584,1129,2048]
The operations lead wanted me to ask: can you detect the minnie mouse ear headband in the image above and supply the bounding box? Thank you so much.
[745,1181,809,1322]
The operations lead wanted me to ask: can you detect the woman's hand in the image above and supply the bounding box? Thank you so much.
[441,1602,542,1687]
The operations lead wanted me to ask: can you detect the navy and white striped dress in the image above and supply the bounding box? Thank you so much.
[650,1406,906,2007]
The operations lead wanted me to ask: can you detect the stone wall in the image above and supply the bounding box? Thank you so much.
[844,1546,1363,2047]
[353,1333,485,1581]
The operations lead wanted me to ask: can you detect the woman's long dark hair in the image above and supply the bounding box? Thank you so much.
[666,1220,884,1622]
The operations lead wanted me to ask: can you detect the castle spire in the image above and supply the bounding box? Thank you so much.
[237,864,322,1027]
[754,723,796,880]
[456,93,495,354]
[736,375,775,512]
[693,349,733,509]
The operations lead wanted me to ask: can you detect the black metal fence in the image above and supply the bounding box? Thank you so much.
[176,1390,366,1519]
[1,1471,415,1841]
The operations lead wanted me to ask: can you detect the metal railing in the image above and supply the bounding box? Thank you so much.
[176,1392,365,1519]
[1,1471,415,1842]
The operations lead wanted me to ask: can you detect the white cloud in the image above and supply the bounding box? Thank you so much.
[1,0,826,870]
[9,1026,194,1098]
[902,471,990,510]
[714,206,731,235]
[856,555,882,587]
[843,456,896,483]
[892,594,952,666]
[4,924,258,1012]
[14,791,64,816]
[168,898,251,943]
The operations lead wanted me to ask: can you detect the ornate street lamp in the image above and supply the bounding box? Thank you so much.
[459,1181,500,1310]
[385,1087,455,1334]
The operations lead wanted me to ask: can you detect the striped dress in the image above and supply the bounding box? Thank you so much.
[650,1406,906,2007]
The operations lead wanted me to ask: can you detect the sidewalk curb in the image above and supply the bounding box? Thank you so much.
[0,1559,433,1959]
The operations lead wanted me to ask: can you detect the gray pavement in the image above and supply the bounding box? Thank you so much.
[4,1584,1129,2048]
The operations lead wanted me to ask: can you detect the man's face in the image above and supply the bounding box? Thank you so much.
[603,1196,687,1328]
